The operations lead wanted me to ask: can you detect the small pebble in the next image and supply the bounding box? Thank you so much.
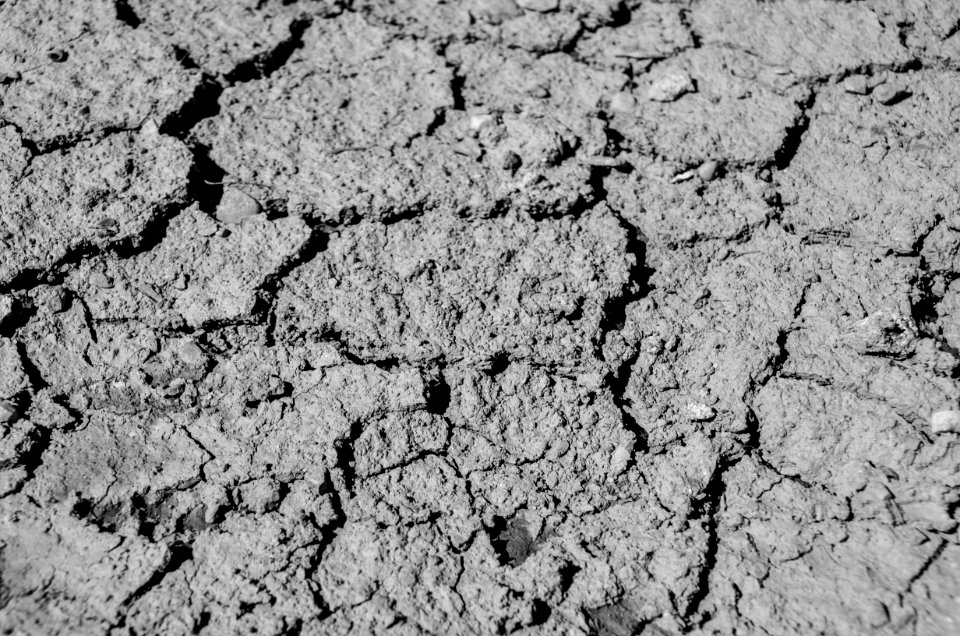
[452,139,483,160]
[670,170,695,184]
[517,0,559,12]
[698,160,721,182]
[685,402,716,422]
[609,91,636,113]
[842,75,870,95]
[647,71,695,102]
[48,49,68,63]
[0,400,20,424]
[215,187,262,225]
[0,295,13,323]
[872,84,909,105]
[178,339,206,366]
[164,378,186,398]
[95,218,119,237]
[579,155,628,168]
[502,151,522,173]
[46,289,69,313]
[469,113,496,132]
[472,0,522,23]
[757,168,772,182]
[863,599,889,627]
[172,273,187,290]
[528,85,549,99]
[930,410,960,434]
[89,272,113,289]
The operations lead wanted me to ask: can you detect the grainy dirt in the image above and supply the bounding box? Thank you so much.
[2,1,960,634]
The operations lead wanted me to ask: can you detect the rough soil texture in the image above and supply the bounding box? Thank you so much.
[2,1,960,634]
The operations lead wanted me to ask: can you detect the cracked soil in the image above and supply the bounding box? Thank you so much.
[2,0,960,634]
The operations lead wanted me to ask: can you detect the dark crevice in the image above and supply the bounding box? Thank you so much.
[185,145,227,217]
[772,90,817,171]
[72,497,125,533]
[224,18,311,84]
[172,45,200,70]
[261,224,330,346]
[117,542,193,615]
[0,194,187,295]
[425,368,451,416]
[908,539,947,590]
[159,76,223,140]
[486,512,536,567]
[449,66,466,111]
[683,463,726,625]
[305,476,347,619]
[24,125,138,157]
[530,600,552,626]
[0,295,36,339]
[334,419,363,494]
[484,351,511,377]
[6,428,50,495]
[678,8,702,49]
[596,210,654,346]
[110,199,189,259]
[114,0,142,28]
[558,562,581,597]
[605,350,648,464]
[382,204,429,226]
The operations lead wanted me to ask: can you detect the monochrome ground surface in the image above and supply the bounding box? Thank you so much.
[2,0,960,634]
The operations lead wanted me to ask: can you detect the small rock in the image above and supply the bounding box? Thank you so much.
[473,0,522,24]
[930,410,960,434]
[95,218,119,237]
[239,477,282,514]
[0,229,12,241]
[685,403,716,422]
[647,71,695,103]
[502,151,522,173]
[697,160,721,182]
[757,168,772,182]
[216,187,262,225]
[670,170,695,184]
[46,289,69,313]
[469,113,496,132]
[863,599,889,627]
[842,75,870,95]
[172,273,188,290]
[164,378,186,398]
[872,84,909,105]
[847,309,917,359]
[177,339,206,366]
[89,272,113,289]
[517,0,559,12]
[609,91,636,113]
[0,400,20,424]
[528,85,549,99]
[452,139,483,160]
[0,295,13,323]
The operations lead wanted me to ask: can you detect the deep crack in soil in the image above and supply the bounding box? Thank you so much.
[1,1,960,635]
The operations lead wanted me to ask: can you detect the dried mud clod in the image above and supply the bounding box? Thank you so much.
[2,0,960,635]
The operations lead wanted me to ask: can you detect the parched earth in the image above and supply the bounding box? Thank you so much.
[1,1,959,634]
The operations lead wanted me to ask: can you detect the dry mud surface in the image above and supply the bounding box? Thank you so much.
[2,1,960,634]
